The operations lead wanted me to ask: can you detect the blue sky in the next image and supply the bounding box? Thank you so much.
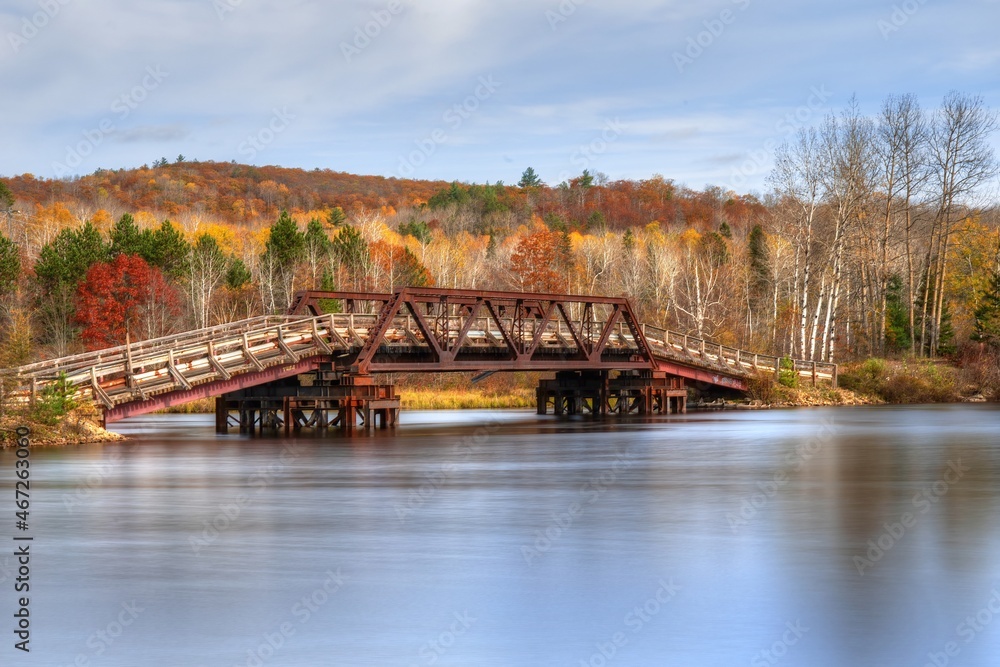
[2,0,999,194]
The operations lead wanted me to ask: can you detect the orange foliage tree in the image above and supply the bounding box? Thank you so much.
[509,229,567,293]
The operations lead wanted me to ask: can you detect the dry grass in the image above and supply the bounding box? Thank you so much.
[156,397,216,414]
[399,388,535,410]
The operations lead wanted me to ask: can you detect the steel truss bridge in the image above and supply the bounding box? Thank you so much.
[2,288,836,433]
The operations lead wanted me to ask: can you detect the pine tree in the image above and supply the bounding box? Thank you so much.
[0,232,20,297]
[109,213,154,259]
[225,258,252,289]
[262,210,306,312]
[972,269,1000,348]
[884,274,912,352]
[326,206,347,228]
[35,222,108,289]
[0,180,14,211]
[264,210,305,268]
[149,220,190,279]
[747,224,768,301]
[331,224,369,290]
[518,167,542,188]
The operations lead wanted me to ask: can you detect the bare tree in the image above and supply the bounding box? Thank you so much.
[769,128,822,357]
[924,92,999,354]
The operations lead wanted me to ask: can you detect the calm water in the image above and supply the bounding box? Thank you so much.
[2,405,999,666]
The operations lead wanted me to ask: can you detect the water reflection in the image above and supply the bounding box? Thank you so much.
[1,405,998,665]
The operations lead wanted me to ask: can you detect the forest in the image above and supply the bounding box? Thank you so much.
[1,93,999,381]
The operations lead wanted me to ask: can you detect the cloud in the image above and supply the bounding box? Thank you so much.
[112,124,191,144]
[0,0,998,190]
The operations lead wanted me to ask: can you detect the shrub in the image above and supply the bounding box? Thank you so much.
[778,356,798,388]
[31,373,77,426]
[745,372,778,404]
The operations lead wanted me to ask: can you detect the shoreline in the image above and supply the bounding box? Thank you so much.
[4,357,995,447]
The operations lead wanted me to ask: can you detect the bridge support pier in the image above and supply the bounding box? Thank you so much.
[536,370,687,417]
[215,367,399,436]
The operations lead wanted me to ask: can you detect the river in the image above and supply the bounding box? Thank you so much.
[2,404,999,666]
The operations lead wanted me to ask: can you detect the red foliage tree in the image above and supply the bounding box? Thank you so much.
[75,254,182,350]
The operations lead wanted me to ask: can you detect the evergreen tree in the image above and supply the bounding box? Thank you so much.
[622,229,636,253]
[225,257,252,290]
[518,167,542,188]
[398,220,432,244]
[326,206,347,228]
[149,220,190,279]
[109,213,155,260]
[35,222,108,289]
[0,232,20,297]
[332,224,368,272]
[264,210,305,268]
[972,268,1000,347]
[884,274,912,352]
[0,180,13,211]
[262,210,305,312]
[747,224,768,300]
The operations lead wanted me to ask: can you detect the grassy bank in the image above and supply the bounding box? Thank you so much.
[0,403,125,448]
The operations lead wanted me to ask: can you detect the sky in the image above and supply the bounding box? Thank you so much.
[1,0,999,194]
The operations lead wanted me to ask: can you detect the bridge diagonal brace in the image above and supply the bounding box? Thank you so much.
[590,305,622,363]
[310,318,333,354]
[90,367,114,409]
[354,290,407,374]
[167,350,192,391]
[207,341,232,380]
[242,333,266,371]
[523,301,557,360]
[484,301,519,359]
[324,315,350,349]
[620,308,654,364]
[405,302,444,361]
[276,326,299,363]
[443,301,482,362]
[556,303,590,358]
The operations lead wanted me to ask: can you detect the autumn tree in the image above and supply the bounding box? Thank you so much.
[509,229,565,293]
[370,241,433,289]
[187,234,229,328]
[922,92,998,356]
[34,221,108,354]
[75,254,181,349]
